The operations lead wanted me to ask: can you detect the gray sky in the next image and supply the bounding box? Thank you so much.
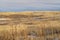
[0,0,60,11]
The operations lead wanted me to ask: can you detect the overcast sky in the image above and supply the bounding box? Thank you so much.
[0,0,60,11]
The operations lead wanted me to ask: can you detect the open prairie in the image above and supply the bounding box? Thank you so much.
[0,11,60,40]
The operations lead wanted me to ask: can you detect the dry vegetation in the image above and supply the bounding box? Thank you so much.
[0,11,60,40]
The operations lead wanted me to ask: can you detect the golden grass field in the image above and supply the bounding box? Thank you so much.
[0,11,60,40]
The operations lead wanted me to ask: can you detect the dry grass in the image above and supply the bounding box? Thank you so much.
[0,11,60,40]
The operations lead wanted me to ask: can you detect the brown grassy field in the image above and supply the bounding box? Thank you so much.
[0,11,60,40]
